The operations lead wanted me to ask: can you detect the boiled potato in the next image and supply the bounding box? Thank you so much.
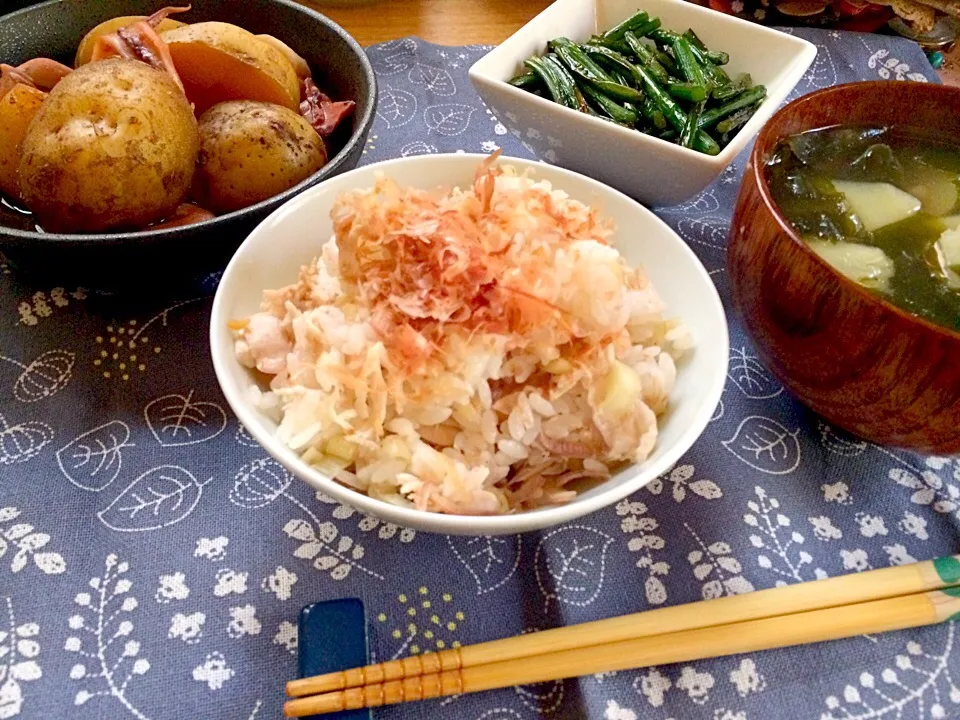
[161,23,300,114]
[192,101,326,214]
[74,15,187,67]
[19,59,198,233]
[0,84,46,200]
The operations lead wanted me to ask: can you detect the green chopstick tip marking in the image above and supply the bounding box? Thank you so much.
[934,556,960,585]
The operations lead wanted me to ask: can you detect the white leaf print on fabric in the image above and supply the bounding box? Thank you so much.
[194,537,228,561]
[56,421,132,491]
[155,573,189,604]
[604,700,637,720]
[368,38,417,75]
[475,711,523,720]
[227,605,260,639]
[515,677,564,714]
[230,458,292,509]
[273,621,298,655]
[65,554,152,719]
[676,216,728,251]
[729,659,766,697]
[261,567,297,601]
[727,348,782,399]
[233,425,260,448]
[866,49,929,82]
[722,417,801,475]
[400,141,438,157]
[376,87,417,129]
[536,526,613,611]
[408,64,456,96]
[283,516,380,581]
[447,535,521,595]
[684,524,754,600]
[144,391,227,447]
[0,415,52,466]
[192,652,233,691]
[424,104,476,136]
[818,422,868,457]
[646,464,721,503]
[888,461,960,518]
[99,466,212,532]
[0,348,74,403]
[316,493,416,544]
[234,462,382,580]
[659,189,721,216]
[168,612,204,644]
[711,397,725,423]
[213,569,248,597]
[0,598,41,719]
[0,507,65,575]
[745,486,826,585]
[821,624,960,719]
[617,499,670,605]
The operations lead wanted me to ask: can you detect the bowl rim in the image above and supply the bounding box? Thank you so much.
[209,152,729,534]
[0,0,377,246]
[751,79,960,343]
[467,0,818,169]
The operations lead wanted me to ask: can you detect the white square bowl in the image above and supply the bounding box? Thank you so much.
[468,0,816,206]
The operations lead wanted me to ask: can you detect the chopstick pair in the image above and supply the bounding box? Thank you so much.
[284,555,960,718]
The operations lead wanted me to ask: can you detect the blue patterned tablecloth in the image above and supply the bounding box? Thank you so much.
[1,29,955,720]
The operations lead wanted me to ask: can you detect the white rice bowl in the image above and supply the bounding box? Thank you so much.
[210,154,728,535]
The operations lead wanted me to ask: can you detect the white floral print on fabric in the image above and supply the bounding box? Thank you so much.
[227,605,261,639]
[194,536,228,561]
[168,612,205,644]
[261,567,297,601]
[273,621,298,656]
[155,573,189,604]
[213,569,248,597]
[192,652,233,691]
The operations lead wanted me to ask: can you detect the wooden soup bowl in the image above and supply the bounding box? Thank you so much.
[728,81,960,454]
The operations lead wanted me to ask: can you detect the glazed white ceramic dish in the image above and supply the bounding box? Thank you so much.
[210,154,728,535]
[468,0,816,206]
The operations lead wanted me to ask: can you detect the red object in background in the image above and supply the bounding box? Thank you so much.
[706,0,893,31]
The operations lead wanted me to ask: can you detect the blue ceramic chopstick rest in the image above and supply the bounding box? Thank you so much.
[297,598,372,720]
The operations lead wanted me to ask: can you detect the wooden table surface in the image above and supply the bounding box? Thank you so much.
[305,0,552,46]
[305,0,958,84]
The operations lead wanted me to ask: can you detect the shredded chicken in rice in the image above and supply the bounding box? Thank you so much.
[233,155,692,515]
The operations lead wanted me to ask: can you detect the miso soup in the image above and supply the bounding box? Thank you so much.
[766,125,960,332]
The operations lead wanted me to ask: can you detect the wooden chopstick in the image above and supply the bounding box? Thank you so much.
[287,554,960,699]
[284,587,960,717]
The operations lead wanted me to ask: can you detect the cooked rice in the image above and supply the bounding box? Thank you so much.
[233,155,692,515]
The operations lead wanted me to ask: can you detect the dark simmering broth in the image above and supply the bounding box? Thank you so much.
[766,125,960,332]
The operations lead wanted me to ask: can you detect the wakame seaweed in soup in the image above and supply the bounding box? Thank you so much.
[766,125,960,332]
